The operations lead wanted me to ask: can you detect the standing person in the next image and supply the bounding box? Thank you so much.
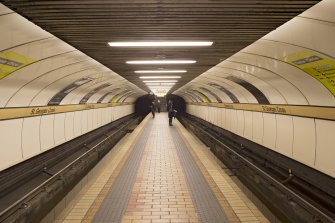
[150,101,156,118]
[157,100,161,113]
[167,99,173,126]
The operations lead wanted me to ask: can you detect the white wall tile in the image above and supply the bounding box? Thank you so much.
[315,119,335,177]
[200,106,205,121]
[40,115,55,151]
[87,109,94,131]
[212,108,216,124]
[82,110,88,133]
[65,112,75,141]
[186,105,190,114]
[230,109,238,134]
[275,114,293,157]
[236,110,245,136]
[220,108,226,129]
[243,111,253,140]
[196,106,200,117]
[204,107,208,121]
[108,107,113,122]
[206,107,211,123]
[22,116,41,159]
[252,112,264,145]
[208,107,213,124]
[101,108,108,125]
[97,108,103,127]
[292,117,316,167]
[197,106,202,120]
[0,119,23,171]
[54,113,66,146]
[225,109,232,131]
[73,111,82,137]
[194,105,197,116]
[193,105,197,117]
[92,109,99,129]
[186,105,333,178]
[212,107,216,125]
[130,105,135,113]
[113,107,119,120]
[216,107,222,127]
[262,113,277,150]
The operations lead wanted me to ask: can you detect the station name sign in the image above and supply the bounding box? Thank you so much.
[30,107,56,115]
[261,105,287,114]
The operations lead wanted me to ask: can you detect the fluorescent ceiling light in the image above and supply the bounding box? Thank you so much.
[148,85,172,87]
[140,76,181,79]
[146,86,174,89]
[143,80,178,83]
[135,70,186,73]
[146,85,163,87]
[127,60,196,64]
[145,83,176,86]
[161,83,176,86]
[145,82,176,85]
[135,70,187,74]
[145,83,161,86]
[149,88,171,91]
[109,41,213,47]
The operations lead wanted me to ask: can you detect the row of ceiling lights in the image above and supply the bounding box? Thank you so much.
[108,41,213,95]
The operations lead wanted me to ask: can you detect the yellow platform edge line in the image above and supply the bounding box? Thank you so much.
[81,114,151,222]
[174,120,269,223]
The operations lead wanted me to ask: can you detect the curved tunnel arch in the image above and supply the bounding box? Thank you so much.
[180,82,224,103]
[0,1,334,180]
[174,0,335,178]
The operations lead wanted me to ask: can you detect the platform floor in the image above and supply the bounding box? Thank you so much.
[56,113,269,223]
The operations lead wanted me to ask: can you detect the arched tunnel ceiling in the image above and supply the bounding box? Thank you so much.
[1,0,321,93]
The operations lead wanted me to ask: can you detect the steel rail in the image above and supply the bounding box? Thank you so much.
[185,117,334,223]
[0,116,137,221]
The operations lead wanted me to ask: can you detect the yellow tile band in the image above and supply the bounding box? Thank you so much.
[0,102,133,121]
[187,102,335,121]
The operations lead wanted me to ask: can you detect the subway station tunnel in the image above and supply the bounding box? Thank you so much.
[0,0,334,222]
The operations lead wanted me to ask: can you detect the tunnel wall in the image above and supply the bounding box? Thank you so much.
[0,4,145,171]
[186,104,334,178]
[176,0,335,178]
[135,94,155,116]
[135,94,186,117]
[166,94,186,115]
[0,104,134,171]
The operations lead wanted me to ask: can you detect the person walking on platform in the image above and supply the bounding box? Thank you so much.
[167,99,174,126]
[150,101,156,118]
[157,100,161,113]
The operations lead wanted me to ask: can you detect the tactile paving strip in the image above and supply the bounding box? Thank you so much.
[170,127,229,223]
[92,122,153,223]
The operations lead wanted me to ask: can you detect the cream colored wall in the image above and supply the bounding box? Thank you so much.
[177,0,335,177]
[0,105,134,171]
[0,4,144,109]
[176,0,335,107]
[0,4,143,171]
[186,105,335,178]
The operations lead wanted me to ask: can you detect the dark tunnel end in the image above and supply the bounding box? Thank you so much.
[135,94,186,117]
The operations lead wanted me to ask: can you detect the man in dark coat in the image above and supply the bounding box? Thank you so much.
[157,100,161,113]
[167,100,174,126]
[150,101,155,118]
